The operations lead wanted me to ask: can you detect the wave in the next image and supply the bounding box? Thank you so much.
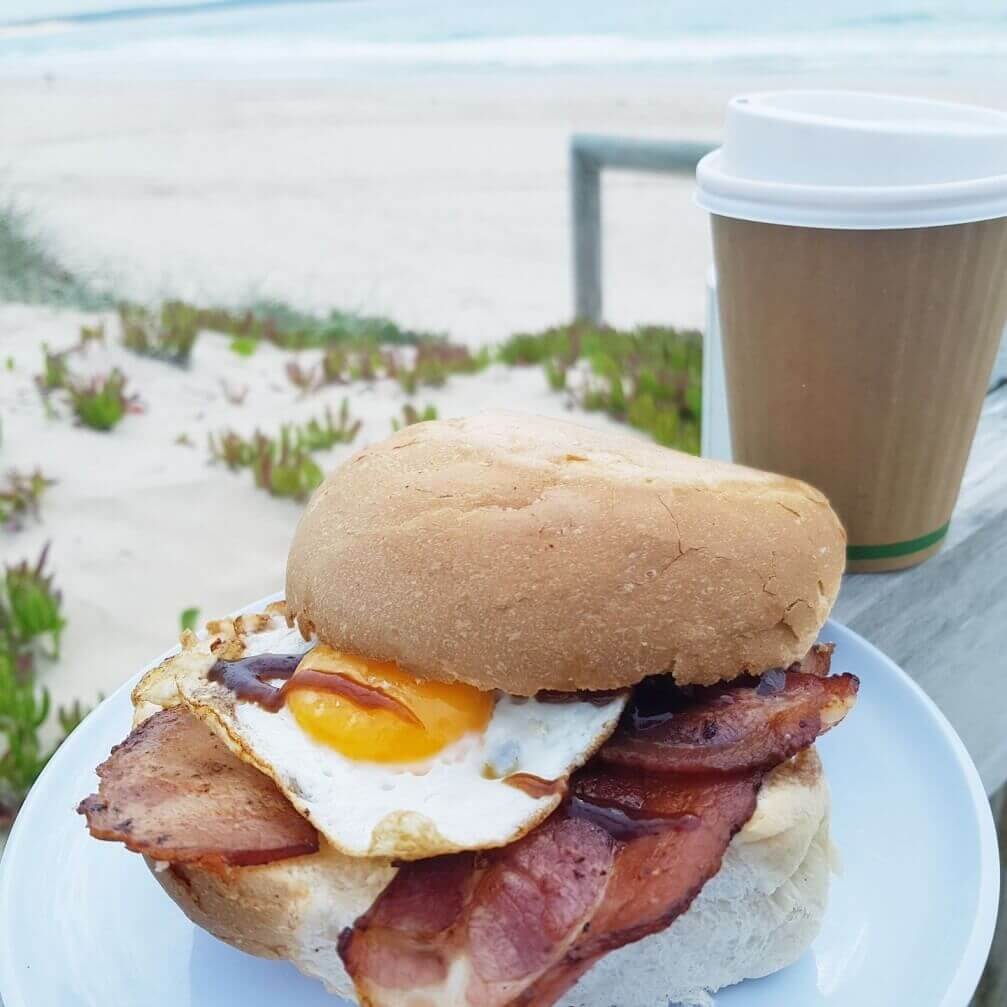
[839,11,936,27]
[838,9,1007,29]
[0,20,74,39]
[70,30,1007,69]
[3,13,1007,79]
[0,0,331,31]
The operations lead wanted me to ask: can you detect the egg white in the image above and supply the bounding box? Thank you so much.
[168,613,627,860]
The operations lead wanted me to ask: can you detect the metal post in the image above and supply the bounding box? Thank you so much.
[571,146,602,323]
[569,134,717,325]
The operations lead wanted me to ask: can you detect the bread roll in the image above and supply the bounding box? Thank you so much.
[570,817,831,1007]
[150,749,829,1005]
[287,412,845,694]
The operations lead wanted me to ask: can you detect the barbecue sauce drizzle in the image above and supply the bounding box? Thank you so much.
[208,654,777,844]
[499,774,697,840]
[501,775,696,841]
[536,688,627,707]
[208,653,422,726]
[503,772,566,799]
[568,794,701,841]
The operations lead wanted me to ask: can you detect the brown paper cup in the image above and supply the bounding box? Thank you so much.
[712,215,1007,572]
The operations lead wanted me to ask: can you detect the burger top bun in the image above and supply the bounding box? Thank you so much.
[286,412,845,695]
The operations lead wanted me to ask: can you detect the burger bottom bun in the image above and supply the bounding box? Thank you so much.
[149,749,830,1005]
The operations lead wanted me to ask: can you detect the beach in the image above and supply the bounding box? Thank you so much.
[5,72,1007,346]
[0,69,728,731]
[3,67,1007,727]
[1,73,726,342]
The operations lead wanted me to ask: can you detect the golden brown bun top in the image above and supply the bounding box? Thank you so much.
[285,413,845,695]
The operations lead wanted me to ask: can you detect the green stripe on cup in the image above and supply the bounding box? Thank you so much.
[846,522,950,562]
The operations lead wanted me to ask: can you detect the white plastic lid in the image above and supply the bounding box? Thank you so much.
[696,90,1007,229]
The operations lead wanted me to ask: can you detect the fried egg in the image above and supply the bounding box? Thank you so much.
[141,610,627,861]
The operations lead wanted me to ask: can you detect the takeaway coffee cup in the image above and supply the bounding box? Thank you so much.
[696,91,1007,572]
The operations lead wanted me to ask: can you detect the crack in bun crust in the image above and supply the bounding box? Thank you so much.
[286,413,845,694]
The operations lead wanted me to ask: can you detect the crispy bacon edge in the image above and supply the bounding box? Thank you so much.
[77,706,319,872]
[600,667,859,776]
[339,658,859,1007]
[339,768,762,1007]
[78,643,858,1007]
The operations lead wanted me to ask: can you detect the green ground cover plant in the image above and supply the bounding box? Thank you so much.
[35,343,142,432]
[118,301,201,366]
[209,400,361,501]
[0,547,90,826]
[67,369,141,431]
[499,322,702,453]
[392,403,439,431]
[0,470,55,533]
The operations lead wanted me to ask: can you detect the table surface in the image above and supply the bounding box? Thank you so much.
[833,382,1007,796]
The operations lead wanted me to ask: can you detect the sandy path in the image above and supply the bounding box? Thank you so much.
[4,74,1003,346]
[1,74,731,342]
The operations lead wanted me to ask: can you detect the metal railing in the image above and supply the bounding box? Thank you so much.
[570,133,716,322]
[570,131,1007,414]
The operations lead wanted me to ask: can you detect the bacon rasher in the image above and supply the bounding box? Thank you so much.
[339,768,762,1007]
[601,663,858,776]
[339,660,858,1007]
[78,706,319,871]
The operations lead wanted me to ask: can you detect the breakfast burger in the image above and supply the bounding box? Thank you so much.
[79,412,858,1006]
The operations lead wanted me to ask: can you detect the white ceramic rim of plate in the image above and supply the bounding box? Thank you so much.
[827,619,999,1007]
[0,594,999,1007]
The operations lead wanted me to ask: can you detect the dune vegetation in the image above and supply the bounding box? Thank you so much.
[0,203,702,826]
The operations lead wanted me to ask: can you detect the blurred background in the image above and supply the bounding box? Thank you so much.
[0,9,1005,982]
[3,0,1007,335]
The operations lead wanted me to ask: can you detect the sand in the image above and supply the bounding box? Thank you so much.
[2,70,1006,739]
[5,73,1004,343]
[0,74,727,343]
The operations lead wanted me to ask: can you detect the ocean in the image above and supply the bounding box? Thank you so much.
[1,0,1006,80]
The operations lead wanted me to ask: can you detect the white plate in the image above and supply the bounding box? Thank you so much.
[0,599,998,1007]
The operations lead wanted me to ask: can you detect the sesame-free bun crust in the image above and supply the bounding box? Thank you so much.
[150,749,830,1005]
[150,843,396,1002]
[286,413,845,694]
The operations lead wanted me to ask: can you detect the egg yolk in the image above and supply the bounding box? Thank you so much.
[286,645,494,763]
